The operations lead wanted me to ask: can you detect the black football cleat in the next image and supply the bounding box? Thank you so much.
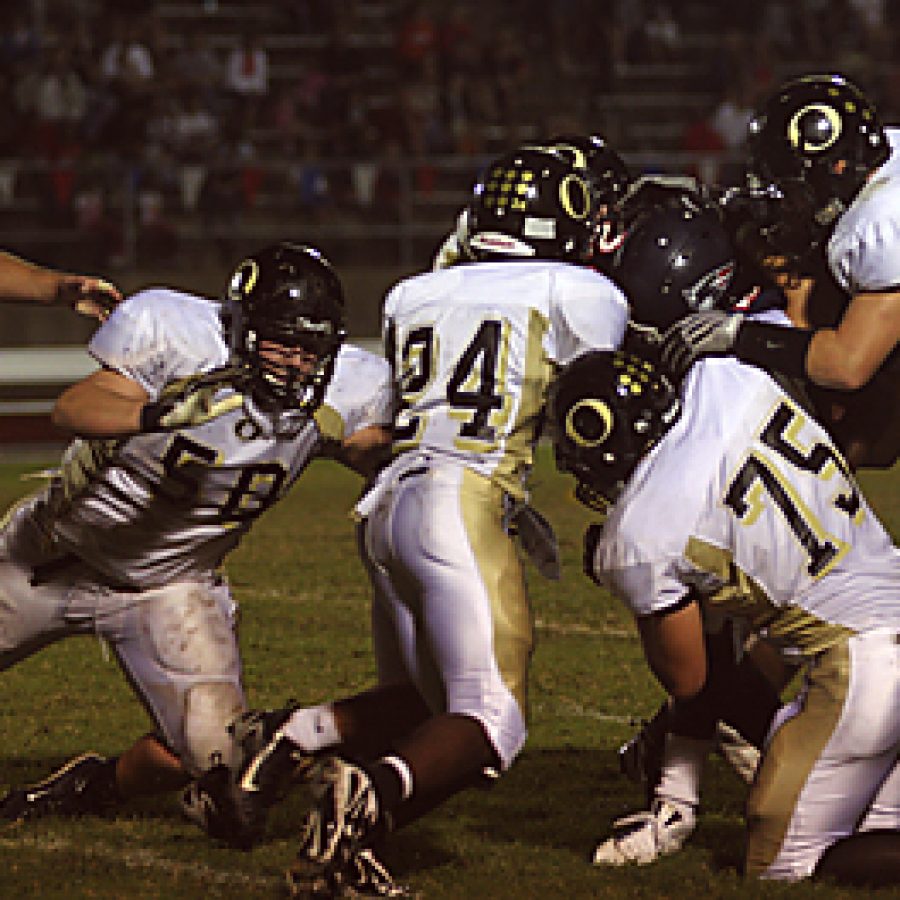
[0,753,116,821]
[181,705,314,849]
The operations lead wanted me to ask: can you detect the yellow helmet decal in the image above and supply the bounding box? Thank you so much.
[559,173,591,221]
[566,399,613,447]
[230,259,260,300]
[788,103,842,154]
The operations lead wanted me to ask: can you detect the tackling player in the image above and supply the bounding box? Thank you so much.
[0,242,392,824]
[205,146,630,896]
[661,73,899,468]
[548,346,899,885]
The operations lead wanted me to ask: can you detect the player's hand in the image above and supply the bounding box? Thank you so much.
[660,310,744,380]
[583,522,605,585]
[57,275,122,321]
[512,504,561,581]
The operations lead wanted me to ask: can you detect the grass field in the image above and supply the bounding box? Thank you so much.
[0,450,896,899]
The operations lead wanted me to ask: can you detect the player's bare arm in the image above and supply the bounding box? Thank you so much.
[805,288,900,389]
[334,424,392,477]
[52,367,150,437]
[0,250,121,319]
[636,603,707,701]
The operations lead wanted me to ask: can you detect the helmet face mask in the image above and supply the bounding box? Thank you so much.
[467,147,597,262]
[226,242,346,420]
[548,350,681,508]
[748,73,889,244]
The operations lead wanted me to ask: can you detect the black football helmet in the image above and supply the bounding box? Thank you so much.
[611,189,739,332]
[547,349,681,508]
[748,74,889,238]
[225,242,346,416]
[468,147,596,261]
[545,134,631,211]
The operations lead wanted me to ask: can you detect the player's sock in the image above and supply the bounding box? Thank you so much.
[283,704,341,754]
[655,734,710,809]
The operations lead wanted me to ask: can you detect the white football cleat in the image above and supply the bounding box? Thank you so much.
[592,798,696,866]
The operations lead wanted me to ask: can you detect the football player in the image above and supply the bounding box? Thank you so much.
[0,249,121,319]
[0,242,392,825]
[609,184,787,336]
[210,146,630,895]
[549,347,899,885]
[589,186,791,861]
[661,73,899,468]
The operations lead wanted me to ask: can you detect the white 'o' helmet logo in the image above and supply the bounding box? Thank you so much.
[787,103,842,154]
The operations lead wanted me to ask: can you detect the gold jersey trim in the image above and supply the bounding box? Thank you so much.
[684,537,854,656]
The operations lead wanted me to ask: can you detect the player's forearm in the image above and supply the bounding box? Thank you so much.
[337,425,392,477]
[52,390,145,437]
[0,251,62,304]
[804,289,900,390]
[805,325,896,390]
[734,320,886,389]
[637,603,707,701]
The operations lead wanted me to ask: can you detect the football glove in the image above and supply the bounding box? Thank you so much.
[660,310,744,381]
[141,385,244,431]
[511,505,560,581]
[58,275,122,321]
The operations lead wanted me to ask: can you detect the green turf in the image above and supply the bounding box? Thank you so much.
[0,451,896,898]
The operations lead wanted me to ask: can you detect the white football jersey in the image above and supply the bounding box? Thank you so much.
[28,288,391,589]
[827,126,900,294]
[591,357,899,657]
[383,260,628,497]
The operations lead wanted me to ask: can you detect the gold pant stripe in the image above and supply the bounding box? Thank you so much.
[460,467,534,717]
[745,638,850,876]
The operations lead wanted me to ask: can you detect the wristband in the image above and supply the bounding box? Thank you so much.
[733,321,814,379]
[139,400,171,431]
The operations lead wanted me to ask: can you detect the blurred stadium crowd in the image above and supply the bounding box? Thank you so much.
[0,0,898,269]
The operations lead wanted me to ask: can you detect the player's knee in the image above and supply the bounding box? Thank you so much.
[146,582,239,677]
[181,681,245,775]
[466,690,528,772]
[814,830,900,887]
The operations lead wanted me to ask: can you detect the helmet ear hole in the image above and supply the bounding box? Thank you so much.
[545,134,631,211]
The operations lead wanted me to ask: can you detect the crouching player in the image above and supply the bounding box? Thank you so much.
[548,348,899,885]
